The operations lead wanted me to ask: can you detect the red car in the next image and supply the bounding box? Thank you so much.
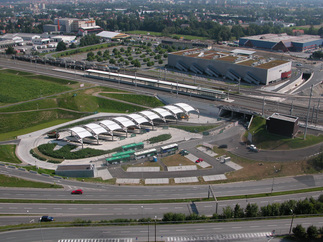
[71,189,83,194]
[195,158,204,163]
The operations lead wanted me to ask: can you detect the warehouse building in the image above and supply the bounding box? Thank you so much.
[239,33,323,52]
[168,48,292,85]
[96,31,130,41]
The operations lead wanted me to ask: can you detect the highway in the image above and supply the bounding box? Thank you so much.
[0,217,323,242]
[0,191,321,226]
[1,165,323,201]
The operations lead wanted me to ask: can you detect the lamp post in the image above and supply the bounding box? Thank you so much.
[271,166,276,194]
[154,216,157,242]
[289,209,295,234]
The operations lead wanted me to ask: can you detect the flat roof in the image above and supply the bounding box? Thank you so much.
[270,113,298,122]
[242,33,322,44]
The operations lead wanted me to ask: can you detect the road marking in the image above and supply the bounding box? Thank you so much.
[129,208,138,210]
[39,208,47,209]
[250,226,260,228]
[232,227,241,229]
[83,208,92,210]
[176,230,187,232]
[9,207,17,209]
[213,228,223,230]
[68,208,77,210]
[268,225,277,227]
[53,208,62,210]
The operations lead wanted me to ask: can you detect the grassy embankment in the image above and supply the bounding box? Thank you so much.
[0,68,162,141]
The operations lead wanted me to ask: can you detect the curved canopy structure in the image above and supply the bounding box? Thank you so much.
[151,107,176,119]
[126,113,152,127]
[163,105,184,116]
[65,102,199,148]
[84,123,107,135]
[138,110,165,123]
[99,120,123,132]
[69,127,93,139]
[174,103,197,113]
[112,117,136,128]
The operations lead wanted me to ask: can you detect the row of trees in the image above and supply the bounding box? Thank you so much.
[161,196,323,222]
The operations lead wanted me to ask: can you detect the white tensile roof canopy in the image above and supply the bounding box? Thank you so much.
[174,103,197,113]
[138,110,164,122]
[126,113,151,126]
[98,120,123,131]
[112,117,136,128]
[69,127,93,139]
[151,107,176,119]
[84,123,108,135]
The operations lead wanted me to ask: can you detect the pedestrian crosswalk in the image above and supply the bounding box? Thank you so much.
[166,232,272,241]
[58,238,132,242]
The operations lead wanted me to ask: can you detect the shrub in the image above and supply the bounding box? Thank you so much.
[307,225,319,239]
[147,134,171,144]
[292,224,306,239]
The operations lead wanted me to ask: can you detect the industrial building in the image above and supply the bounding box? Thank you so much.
[168,48,292,85]
[239,33,323,52]
[43,18,101,35]
[266,113,299,137]
[96,31,130,41]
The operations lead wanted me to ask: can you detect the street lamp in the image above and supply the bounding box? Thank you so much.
[271,166,276,194]
[289,209,295,234]
[154,216,157,242]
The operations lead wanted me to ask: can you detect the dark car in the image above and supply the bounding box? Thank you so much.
[218,144,228,149]
[40,216,54,222]
[71,189,83,194]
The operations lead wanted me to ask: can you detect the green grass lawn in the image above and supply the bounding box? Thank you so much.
[126,30,209,40]
[0,174,62,188]
[100,93,164,107]
[0,72,71,105]
[0,145,21,163]
[248,116,323,150]
[0,113,79,141]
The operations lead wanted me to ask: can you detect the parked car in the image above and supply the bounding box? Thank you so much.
[40,216,54,222]
[195,158,204,163]
[218,144,228,149]
[248,144,258,152]
[71,189,83,194]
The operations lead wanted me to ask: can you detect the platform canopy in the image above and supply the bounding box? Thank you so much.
[138,110,165,123]
[84,123,108,135]
[163,105,184,115]
[69,127,93,139]
[126,113,152,126]
[151,107,176,119]
[98,120,123,132]
[112,117,137,128]
[174,103,197,113]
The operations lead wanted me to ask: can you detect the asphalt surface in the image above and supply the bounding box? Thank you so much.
[0,217,322,242]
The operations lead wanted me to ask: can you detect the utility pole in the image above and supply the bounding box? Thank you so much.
[304,84,314,140]
[290,101,294,115]
[315,99,320,125]
[262,97,265,117]
[238,77,241,94]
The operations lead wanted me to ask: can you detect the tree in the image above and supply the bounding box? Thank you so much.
[292,224,306,239]
[222,206,234,219]
[69,43,77,49]
[56,41,66,51]
[234,204,244,218]
[97,50,102,56]
[307,225,319,239]
[5,46,16,54]
[245,203,259,217]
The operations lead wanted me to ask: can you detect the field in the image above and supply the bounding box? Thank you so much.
[0,70,165,141]
[126,30,209,40]
[100,93,164,108]
[0,174,62,188]
[0,145,21,163]
[0,70,73,105]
